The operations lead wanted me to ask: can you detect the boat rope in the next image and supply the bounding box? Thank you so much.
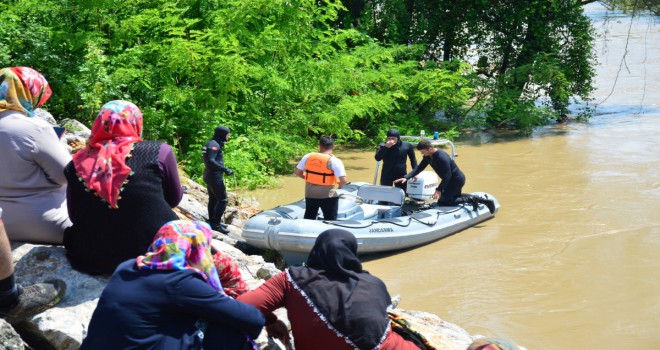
[438,205,467,214]
[323,203,469,229]
[401,205,466,217]
[406,212,441,226]
[321,221,379,229]
[323,212,443,228]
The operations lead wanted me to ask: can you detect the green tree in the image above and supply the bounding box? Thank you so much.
[1,0,473,186]
[600,0,660,15]
[353,0,598,129]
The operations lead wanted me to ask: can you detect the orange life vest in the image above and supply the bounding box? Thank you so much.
[304,153,336,186]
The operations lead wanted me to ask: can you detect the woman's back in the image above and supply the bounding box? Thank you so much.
[81,260,206,350]
[0,111,70,196]
[0,67,72,244]
[237,229,421,350]
[64,140,179,274]
[81,221,264,350]
[239,271,420,350]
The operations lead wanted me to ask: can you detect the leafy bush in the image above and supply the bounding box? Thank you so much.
[1,0,597,187]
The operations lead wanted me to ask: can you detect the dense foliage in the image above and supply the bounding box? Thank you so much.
[601,0,660,15]
[1,0,600,187]
[342,0,598,128]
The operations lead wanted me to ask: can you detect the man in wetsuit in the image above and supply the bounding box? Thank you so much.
[374,129,417,192]
[202,126,233,234]
[394,139,495,213]
[294,136,348,220]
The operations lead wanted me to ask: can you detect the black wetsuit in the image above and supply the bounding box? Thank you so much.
[202,126,232,229]
[374,134,417,192]
[404,149,465,205]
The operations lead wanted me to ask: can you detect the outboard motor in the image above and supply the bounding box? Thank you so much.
[406,171,438,203]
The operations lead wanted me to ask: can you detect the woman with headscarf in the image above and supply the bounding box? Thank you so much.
[237,229,421,350]
[81,220,264,350]
[63,100,183,275]
[0,66,72,244]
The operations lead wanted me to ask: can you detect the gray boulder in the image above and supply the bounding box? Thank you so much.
[33,108,56,125]
[8,240,481,350]
[0,318,24,350]
[10,243,108,350]
[58,119,91,140]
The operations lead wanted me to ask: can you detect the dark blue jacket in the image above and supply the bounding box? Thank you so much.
[202,126,231,176]
[81,259,264,350]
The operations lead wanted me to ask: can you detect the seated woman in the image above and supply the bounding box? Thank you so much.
[237,229,422,350]
[0,66,72,244]
[81,220,264,350]
[63,100,183,275]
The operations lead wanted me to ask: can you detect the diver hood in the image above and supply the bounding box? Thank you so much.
[213,126,231,144]
[386,129,401,144]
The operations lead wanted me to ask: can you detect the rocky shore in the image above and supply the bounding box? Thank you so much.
[1,111,523,350]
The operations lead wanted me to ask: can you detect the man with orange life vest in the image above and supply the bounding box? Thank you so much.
[294,136,348,220]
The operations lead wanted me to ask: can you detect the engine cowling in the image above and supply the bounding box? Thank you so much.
[406,171,438,201]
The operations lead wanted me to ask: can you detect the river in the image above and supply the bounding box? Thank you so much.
[244,4,660,349]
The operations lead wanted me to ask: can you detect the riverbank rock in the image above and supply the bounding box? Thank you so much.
[389,309,471,350]
[8,240,479,350]
[0,318,24,350]
[175,176,260,229]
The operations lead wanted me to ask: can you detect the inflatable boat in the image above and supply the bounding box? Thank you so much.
[241,171,500,265]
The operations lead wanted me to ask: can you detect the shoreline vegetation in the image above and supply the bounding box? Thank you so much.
[3,0,605,191]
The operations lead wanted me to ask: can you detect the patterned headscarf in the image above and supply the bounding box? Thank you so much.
[136,220,223,293]
[0,67,52,117]
[72,100,144,208]
[212,250,249,298]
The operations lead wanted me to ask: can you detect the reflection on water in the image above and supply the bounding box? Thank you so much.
[244,4,660,350]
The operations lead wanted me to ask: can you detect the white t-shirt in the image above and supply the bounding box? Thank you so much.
[296,153,347,177]
[296,153,346,199]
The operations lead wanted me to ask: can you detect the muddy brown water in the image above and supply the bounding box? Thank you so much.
[244,5,660,349]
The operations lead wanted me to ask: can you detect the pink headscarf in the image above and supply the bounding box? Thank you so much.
[72,100,143,208]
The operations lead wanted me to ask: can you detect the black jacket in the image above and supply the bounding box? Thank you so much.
[202,126,231,175]
[374,140,418,180]
[63,141,180,275]
[405,149,464,193]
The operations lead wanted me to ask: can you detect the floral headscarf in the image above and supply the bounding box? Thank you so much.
[72,100,144,208]
[212,250,249,298]
[136,220,223,293]
[0,67,52,117]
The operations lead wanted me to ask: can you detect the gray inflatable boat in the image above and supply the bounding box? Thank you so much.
[242,176,499,265]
